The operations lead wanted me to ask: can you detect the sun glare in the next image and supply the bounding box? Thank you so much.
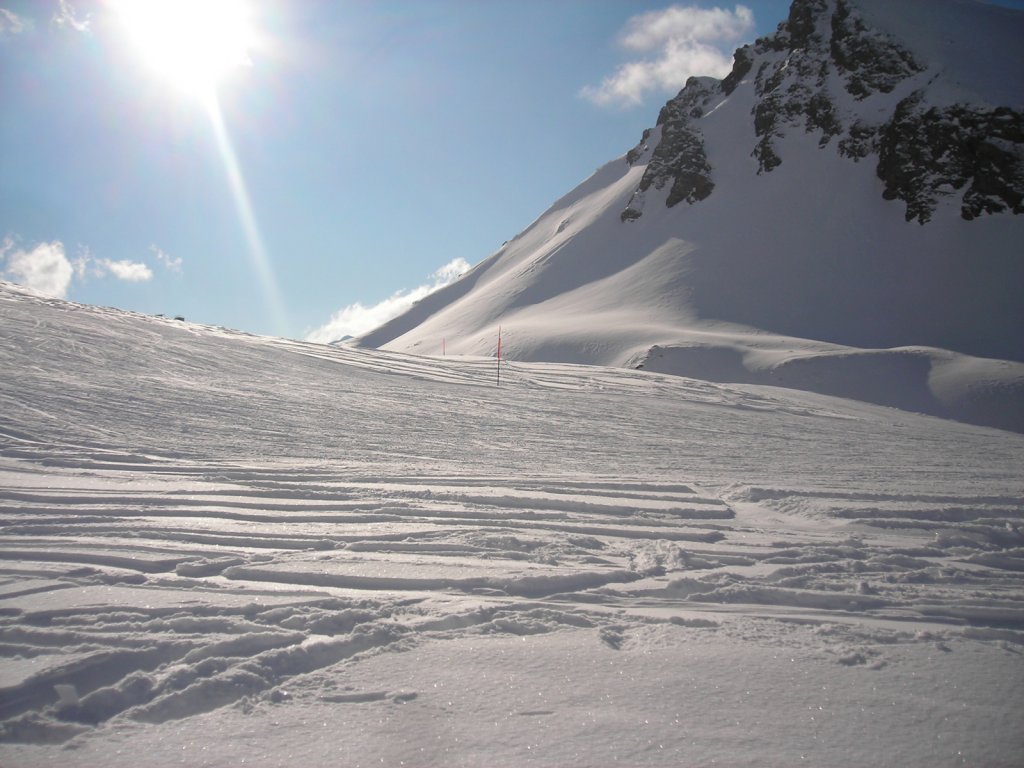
[113,0,255,98]
[111,0,288,334]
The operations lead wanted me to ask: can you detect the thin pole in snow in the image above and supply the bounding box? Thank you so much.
[496,325,502,387]
[443,338,446,356]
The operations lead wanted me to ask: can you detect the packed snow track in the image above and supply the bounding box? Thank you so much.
[1,283,1022,766]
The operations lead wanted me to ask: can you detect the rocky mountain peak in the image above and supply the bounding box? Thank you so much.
[621,76,717,222]
[621,0,1024,224]
[360,0,1024,398]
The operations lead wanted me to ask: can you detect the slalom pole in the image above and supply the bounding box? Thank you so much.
[497,325,502,387]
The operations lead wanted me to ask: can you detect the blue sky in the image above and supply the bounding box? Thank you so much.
[1,0,1019,340]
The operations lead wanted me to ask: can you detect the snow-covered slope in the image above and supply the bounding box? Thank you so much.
[2,281,1024,766]
[358,0,1024,432]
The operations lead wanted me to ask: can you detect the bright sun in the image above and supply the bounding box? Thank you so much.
[113,0,255,99]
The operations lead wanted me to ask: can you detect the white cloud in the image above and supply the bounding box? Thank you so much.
[581,4,754,108]
[1,237,159,295]
[52,0,89,33]
[0,8,29,36]
[151,244,183,273]
[306,258,471,344]
[95,258,153,282]
[1,240,74,297]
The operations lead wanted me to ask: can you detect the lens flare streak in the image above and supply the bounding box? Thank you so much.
[205,96,289,336]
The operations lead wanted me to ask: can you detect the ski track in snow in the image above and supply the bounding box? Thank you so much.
[1,284,1023,765]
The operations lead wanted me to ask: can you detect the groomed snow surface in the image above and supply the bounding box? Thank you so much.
[1,282,1023,767]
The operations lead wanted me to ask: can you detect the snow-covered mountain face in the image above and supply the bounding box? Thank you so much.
[626,0,1019,227]
[623,0,1023,225]
[358,0,1024,432]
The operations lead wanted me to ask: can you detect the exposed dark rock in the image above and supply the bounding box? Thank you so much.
[752,60,828,172]
[830,0,922,99]
[755,31,790,55]
[620,0,1022,224]
[754,60,783,99]
[625,128,652,166]
[786,0,829,49]
[753,139,783,174]
[748,3,836,172]
[838,121,878,161]
[667,169,715,208]
[622,78,716,219]
[806,91,841,146]
[721,46,753,96]
[878,98,1024,223]
[753,95,786,173]
[963,134,1024,219]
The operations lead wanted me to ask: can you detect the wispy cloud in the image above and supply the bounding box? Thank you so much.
[71,245,92,280]
[0,8,29,37]
[52,0,90,33]
[151,244,183,273]
[306,258,471,344]
[2,237,161,296]
[581,4,754,108]
[1,239,74,297]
